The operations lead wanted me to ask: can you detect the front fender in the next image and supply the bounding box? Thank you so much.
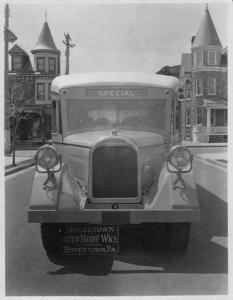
[145,164,199,210]
[29,164,86,211]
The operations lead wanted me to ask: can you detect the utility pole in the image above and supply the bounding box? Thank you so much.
[62,33,75,75]
[4,4,11,153]
[4,4,17,153]
[4,4,10,152]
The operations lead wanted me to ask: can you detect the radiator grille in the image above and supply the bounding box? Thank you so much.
[92,145,138,198]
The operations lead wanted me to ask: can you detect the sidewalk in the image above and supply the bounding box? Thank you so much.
[183,141,228,166]
[5,150,37,176]
[196,152,227,161]
[194,152,227,170]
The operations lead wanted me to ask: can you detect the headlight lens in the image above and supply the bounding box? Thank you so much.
[35,145,59,170]
[168,146,192,170]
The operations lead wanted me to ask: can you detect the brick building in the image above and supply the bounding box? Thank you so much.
[180,5,227,143]
[8,19,60,148]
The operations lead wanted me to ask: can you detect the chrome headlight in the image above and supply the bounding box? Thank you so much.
[168,146,193,172]
[35,145,59,170]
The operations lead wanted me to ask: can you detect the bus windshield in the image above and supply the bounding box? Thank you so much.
[66,98,166,133]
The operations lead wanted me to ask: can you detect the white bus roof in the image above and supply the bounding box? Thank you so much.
[51,72,180,93]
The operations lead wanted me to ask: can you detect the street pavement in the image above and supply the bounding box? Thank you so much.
[5,154,228,296]
[193,152,227,202]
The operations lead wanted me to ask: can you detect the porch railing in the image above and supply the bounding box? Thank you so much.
[193,125,227,135]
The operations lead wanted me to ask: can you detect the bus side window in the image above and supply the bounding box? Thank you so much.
[171,97,175,133]
[58,101,62,134]
[52,100,57,133]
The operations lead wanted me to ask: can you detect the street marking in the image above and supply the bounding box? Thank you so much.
[211,236,228,249]
[111,261,164,271]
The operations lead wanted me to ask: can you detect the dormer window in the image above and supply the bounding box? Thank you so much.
[49,57,56,73]
[12,56,22,71]
[208,51,217,65]
[37,57,45,72]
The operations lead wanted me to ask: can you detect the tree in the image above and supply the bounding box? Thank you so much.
[7,81,33,166]
[8,102,32,166]
[156,65,181,78]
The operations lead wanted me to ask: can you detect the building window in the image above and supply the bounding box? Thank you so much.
[196,78,203,96]
[211,109,214,126]
[196,107,203,124]
[186,108,191,125]
[175,102,180,130]
[185,80,192,99]
[224,109,227,126]
[211,109,227,127]
[208,51,217,65]
[48,83,51,100]
[49,58,56,73]
[12,56,22,71]
[37,57,45,72]
[37,83,45,100]
[207,77,216,95]
[194,52,203,66]
[186,90,191,99]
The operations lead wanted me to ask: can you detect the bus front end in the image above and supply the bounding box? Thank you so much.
[28,73,200,264]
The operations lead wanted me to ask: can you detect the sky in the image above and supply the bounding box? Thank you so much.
[5,1,229,75]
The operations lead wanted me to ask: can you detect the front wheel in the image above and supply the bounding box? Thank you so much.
[41,223,67,265]
[40,223,114,272]
[166,223,191,252]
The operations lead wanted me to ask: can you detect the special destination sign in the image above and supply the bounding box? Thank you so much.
[86,88,147,98]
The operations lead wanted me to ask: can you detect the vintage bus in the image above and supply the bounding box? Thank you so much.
[28,72,200,265]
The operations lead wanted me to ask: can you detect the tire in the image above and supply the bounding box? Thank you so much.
[166,223,191,252]
[40,224,114,272]
[41,223,67,265]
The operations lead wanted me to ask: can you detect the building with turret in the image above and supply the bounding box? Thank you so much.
[31,21,60,103]
[180,5,227,143]
[8,19,60,148]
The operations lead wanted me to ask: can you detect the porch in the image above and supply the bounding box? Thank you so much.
[192,100,227,143]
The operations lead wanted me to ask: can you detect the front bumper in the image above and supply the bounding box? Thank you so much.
[28,208,201,224]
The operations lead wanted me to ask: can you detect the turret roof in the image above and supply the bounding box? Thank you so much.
[32,21,59,53]
[192,5,222,48]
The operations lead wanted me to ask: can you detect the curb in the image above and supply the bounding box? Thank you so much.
[5,161,35,176]
[183,142,227,148]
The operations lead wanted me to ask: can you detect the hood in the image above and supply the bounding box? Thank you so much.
[63,130,165,148]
